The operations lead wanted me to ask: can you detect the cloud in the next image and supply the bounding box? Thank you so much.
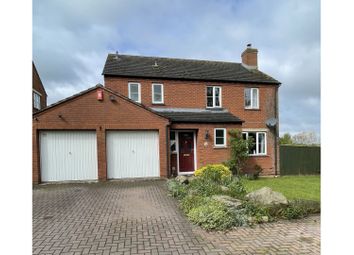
[33,0,320,135]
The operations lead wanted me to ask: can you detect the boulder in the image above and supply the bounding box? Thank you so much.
[175,175,188,184]
[245,187,288,205]
[212,195,243,209]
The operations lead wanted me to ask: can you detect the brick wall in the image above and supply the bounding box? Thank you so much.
[33,88,170,184]
[105,76,279,175]
[33,63,47,111]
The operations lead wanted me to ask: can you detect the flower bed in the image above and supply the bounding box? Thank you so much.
[167,164,320,231]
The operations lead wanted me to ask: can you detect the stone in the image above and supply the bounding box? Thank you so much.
[245,187,288,205]
[212,195,242,209]
[261,216,269,222]
[175,175,188,184]
[247,216,255,224]
[221,186,230,192]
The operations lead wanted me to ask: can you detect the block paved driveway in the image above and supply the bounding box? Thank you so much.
[33,180,320,255]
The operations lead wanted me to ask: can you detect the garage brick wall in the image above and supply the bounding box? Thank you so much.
[33,88,170,184]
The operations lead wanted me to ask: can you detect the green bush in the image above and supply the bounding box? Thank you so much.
[188,177,223,197]
[292,200,321,214]
[180,195,209,214]
[281,205,305,219]
[187,200,236,230]
[224,178,247,199]
[228,129,254,175]
[194,164,232,183]
[280,200,320,219]
[167,179,188,200]
[241,201,272,223]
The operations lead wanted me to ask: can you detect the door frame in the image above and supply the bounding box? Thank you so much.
[173,130,197,175]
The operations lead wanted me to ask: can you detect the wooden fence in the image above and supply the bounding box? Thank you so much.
[280,145,321,175]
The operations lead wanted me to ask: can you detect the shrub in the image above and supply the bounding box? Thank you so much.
[167,179,188,200]
[187,200,236,230]
[188,177,223,197]
[180,195,209,214]
[224,178,247,199]
[228,208,249,227]
[280,200,321,219]
[194,164,232,183]
[227,130,253,175]
[281,205,305,219]
[241,201,272,223]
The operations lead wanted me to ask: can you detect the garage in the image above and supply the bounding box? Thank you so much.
[106,131,160,179]
[40,131,98,182]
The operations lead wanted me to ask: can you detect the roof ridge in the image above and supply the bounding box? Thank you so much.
[108,53,243,65]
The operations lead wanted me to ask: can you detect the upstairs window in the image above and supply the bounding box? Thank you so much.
[244,88,259,109]
[152,83,164,104]
[214,128,226,147]
[33,91,41,110]
[242,131,266,155]
[128,82,141,103]
[206,86,222,108]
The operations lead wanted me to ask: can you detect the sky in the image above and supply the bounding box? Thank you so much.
[33,0,320,136]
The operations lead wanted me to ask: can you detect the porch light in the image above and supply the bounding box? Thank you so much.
[205,130,210,140]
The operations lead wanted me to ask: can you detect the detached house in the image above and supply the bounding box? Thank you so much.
[33,45,280,184]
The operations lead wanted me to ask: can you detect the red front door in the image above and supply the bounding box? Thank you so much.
[178,132,195,172]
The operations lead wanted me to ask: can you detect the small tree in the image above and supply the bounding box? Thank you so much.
[280,133,293,145]
[226,129,253,175]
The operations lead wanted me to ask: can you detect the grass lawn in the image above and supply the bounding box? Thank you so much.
[243,175,320,202]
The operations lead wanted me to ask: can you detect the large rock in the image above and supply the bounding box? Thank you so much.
[245,187,288,205]
[212,195,243,209]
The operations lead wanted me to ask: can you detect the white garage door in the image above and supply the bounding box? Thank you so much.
[40,131,98,182]
[107,131,160,179]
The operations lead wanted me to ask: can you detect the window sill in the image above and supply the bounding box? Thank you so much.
[248,154,268,157]
[152,103,165,105]
[244,108,260,111]
[206,107,223,110]
[213,146,228,149]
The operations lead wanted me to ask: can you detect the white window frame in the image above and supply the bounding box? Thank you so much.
[152,83,164,104]
[128,82,141,103]
[206,86,222,108]
[170,131,177,154]
[214,128,227,147]
[244,88,259,109]
[33,90,41,110]
[242,131,267,156]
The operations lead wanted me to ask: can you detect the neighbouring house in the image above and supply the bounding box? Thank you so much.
[32,62,47,112]
[32,45,281,184]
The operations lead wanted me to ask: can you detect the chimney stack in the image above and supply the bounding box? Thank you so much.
[241,43,258,69]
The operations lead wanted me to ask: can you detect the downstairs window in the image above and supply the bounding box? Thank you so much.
[242,131,266,155]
